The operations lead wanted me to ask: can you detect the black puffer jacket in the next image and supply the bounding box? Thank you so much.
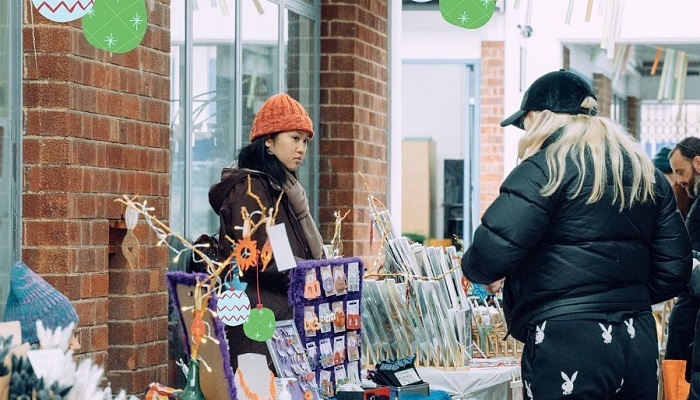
[462,137,692,342]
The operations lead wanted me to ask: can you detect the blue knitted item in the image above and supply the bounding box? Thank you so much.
[2,261,79,344]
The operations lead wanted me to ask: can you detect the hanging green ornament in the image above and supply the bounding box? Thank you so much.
[180,358,205,400]
[439,0,496,30]
[243,305,276,342]
[82,0,148,53]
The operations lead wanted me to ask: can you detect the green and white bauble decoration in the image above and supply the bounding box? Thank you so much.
[439,0,496,30]
[243,305,276,342]
[82,0,148,53]
[32,0,94,22]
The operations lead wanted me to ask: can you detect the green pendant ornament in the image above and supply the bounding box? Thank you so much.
[243,305,276,342]
[439,0,496,29]
[180,359,205,400]
[82,0,148,53]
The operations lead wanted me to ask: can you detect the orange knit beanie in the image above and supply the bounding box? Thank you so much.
[249,93,314,142]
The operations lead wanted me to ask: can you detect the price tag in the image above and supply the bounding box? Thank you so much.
[267,223,297,271]
[394,369,422,386]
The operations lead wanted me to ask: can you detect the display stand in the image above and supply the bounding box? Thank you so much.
[266,319,321,400]
[288,257,364,399]
[235,353,275,400]
[167,271,237,400]
[417,365,522,400]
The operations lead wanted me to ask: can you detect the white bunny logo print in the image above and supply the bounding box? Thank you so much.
[615,378,624,393]
[624,318,635,338]
[535,321,547,344]
[524,380,533,400]
[599,323,612,344]
[561,371,578,395]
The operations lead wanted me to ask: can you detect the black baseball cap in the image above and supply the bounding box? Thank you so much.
[501,69,598,130]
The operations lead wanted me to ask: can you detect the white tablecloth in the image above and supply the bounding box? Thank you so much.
[417,366,522,400]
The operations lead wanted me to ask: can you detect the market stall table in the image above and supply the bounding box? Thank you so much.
[417,365,521,400]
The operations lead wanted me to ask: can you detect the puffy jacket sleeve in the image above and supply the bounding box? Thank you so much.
[461,159,554,284]
[648,171,692,304]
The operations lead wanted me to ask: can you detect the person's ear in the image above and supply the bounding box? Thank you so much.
[693,155,700,173]
[265,137,273,149]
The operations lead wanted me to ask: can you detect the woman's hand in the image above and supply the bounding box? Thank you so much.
[486,278,505,294]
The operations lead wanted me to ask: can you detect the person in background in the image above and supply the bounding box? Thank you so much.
[209,93,324,372]
[669,137,700,399]
[2,261,80,350]
[654,146,691,218]
[462,69,691,399]
[662,141,698,363]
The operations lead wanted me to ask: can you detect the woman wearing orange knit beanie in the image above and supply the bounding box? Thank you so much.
[208,93,324,372]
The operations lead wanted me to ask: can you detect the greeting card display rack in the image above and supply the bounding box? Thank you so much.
[288,258,364,399]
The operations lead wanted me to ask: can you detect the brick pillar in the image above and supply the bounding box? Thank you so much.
[593,73,612,118]
[22,0,171,394]
[626,96,640,139]
[319,0,389,264]
[479,41,505,214]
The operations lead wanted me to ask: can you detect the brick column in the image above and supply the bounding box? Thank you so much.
[626,96,640,139]
[479,41,505,214]
[319,0,389,263]
[593,73,612,118]
[22,0,171,393]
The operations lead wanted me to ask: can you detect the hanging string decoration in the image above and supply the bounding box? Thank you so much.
[82,0,148,53]
[217,287,251,327]
[114,195,233,376]
[242,305,276,342]
[121,203,141,268]
[31,0,94,22]
[439,0,496,30]
[330,210,351,259]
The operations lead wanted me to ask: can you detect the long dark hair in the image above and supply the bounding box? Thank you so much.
[236,134,287,186]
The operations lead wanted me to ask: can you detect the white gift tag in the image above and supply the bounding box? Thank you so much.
[394,368,422,386]
[267,223,297,271]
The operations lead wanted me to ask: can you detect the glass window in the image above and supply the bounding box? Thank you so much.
[242,0,280,146]
[189,0,240,238]
[170,0,319,244]
[0,0,21,318]
[285,8,317,211]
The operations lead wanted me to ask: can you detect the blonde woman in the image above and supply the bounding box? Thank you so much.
[461,70,692,399]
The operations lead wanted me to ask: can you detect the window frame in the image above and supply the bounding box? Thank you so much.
[0,0,22,318]
[170,0,320,243]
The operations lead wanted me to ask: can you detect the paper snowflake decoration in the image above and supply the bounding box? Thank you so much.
[104,33,117,49]
[130,13,143,30]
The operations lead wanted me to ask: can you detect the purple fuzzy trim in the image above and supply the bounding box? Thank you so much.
[166,271,237,400]
[288,257,364,387]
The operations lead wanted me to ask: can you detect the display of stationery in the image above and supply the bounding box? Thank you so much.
[289,258,363,399]
[266,319,321,400]
[363,204,475,368]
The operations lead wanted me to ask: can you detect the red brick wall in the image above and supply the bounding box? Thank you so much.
[626,96,639,139]
[479,41,505,214]
[22,0,171,393]
[594,73,612,118]
[319,0,389,264]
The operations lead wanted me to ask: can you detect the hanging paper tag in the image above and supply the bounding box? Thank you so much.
[267,223,297,271]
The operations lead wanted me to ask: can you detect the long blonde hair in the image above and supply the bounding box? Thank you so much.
[517,97,656,210]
